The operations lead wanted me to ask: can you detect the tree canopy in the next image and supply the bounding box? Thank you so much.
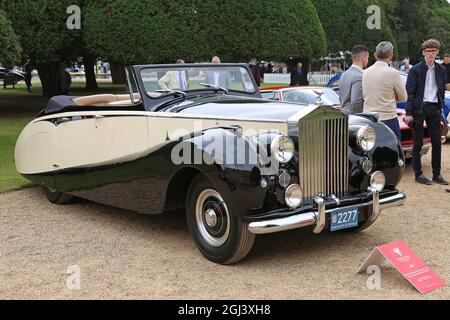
[313,0,396,55]
[0,10,21,68]
[84,0,326,64]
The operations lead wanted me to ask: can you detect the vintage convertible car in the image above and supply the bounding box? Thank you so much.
[260,86,436,158]
[15,64,406,264]
[0,67,25,88]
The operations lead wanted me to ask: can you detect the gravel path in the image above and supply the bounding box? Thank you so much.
[1,145,450,300]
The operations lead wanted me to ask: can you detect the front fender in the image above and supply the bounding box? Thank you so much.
[177,128,267,217]
[348,115,405,193]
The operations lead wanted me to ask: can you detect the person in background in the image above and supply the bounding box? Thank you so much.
[339,45,369,115]
[22,58,32,93]
[206,56,231,88]
[290,62,309,86]
[362,41,407,139]
[400,58,412,74]
[248,58,261,86]
[158,59,188,90]
[58,62,72,95]
[443,53,450,91]
[404,39,448,186]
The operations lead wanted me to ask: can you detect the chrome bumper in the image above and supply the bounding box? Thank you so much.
[402,143,431,158]
[248,189,406,235]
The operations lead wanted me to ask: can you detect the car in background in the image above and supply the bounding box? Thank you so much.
[0,67,25,88]
[261,86,435,158]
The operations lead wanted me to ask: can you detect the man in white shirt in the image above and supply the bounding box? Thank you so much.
[362,41,407,139]
[404,39,448,185]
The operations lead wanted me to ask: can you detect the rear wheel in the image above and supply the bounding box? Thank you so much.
[186,175,255,264]
[42,187,74,204]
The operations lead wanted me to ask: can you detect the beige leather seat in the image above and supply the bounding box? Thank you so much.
[73,94,140,106]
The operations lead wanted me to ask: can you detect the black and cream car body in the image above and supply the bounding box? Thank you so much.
[15,64,406,264]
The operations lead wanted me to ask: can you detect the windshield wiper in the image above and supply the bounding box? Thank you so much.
[199,83,229,94]
[153,90,188,112]
[156,89,187,97]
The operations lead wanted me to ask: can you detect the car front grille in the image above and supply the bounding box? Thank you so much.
[298,107,349,203]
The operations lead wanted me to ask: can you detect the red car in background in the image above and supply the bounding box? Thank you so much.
[260,86,439,158]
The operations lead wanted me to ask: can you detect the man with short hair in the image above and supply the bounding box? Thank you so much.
[362,41,407,139]
[290,62,309,86]
[158,58,188,90]
[206,56,231,88]
[404,39,448,185]
[339,45,369,114]
[444,53,450,91]
[248,58,261,86]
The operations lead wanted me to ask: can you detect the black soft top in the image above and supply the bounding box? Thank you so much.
[45,95,79,113]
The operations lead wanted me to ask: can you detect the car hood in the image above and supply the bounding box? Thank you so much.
[177,99,312,121]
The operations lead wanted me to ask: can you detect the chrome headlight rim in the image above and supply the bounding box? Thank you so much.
[370,171,386,192]
[356,125,376,152]
[285,184,303,209]
[270,135,295,163]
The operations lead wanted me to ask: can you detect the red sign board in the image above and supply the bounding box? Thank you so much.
[358,240,445,294]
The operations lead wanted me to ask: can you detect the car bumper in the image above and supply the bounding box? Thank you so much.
[402,143,431,158]
[248,188,406,235]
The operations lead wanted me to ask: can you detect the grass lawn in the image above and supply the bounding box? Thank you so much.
[0,81,127,114]
[0,117,33,192]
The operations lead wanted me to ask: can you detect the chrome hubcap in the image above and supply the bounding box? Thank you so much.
[205,209,217,227]
[195,189,230,247]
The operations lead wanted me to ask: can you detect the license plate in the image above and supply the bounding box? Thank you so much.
[330,207,359,231]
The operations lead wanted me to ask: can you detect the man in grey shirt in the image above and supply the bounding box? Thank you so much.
[339,45,369,114]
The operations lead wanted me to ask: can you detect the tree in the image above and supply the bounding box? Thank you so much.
[387,0,450,62]
[1,0,80,95]
[194,0,326,64]
[313,0,396,54]
[1,0,99,95]
[84,0,206,83]
[0,10,21,69]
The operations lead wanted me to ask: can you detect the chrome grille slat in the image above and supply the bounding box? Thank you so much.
[298,109,348,202]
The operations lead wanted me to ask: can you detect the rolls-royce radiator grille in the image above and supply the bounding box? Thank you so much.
[298,111,349,202]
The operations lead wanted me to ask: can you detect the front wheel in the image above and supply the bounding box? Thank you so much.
[186,175,255,264]
[43,187,74,204]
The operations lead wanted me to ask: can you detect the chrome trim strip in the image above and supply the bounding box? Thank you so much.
[248,192,406,235]
[34,110,289,124]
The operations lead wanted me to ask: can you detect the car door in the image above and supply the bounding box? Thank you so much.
[53,115,97,193]
[88,112,149,212]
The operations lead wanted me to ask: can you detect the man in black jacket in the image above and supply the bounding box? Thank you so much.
[290,62,309,86]
[404,39,448,185]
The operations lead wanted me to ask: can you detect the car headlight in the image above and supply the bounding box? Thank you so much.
[356,125,376,152]
[285,184,303,209]
[271,135,295,163]
[370,171,385,192]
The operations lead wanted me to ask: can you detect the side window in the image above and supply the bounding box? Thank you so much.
[283,91,309,104]
[261,91,275,100]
